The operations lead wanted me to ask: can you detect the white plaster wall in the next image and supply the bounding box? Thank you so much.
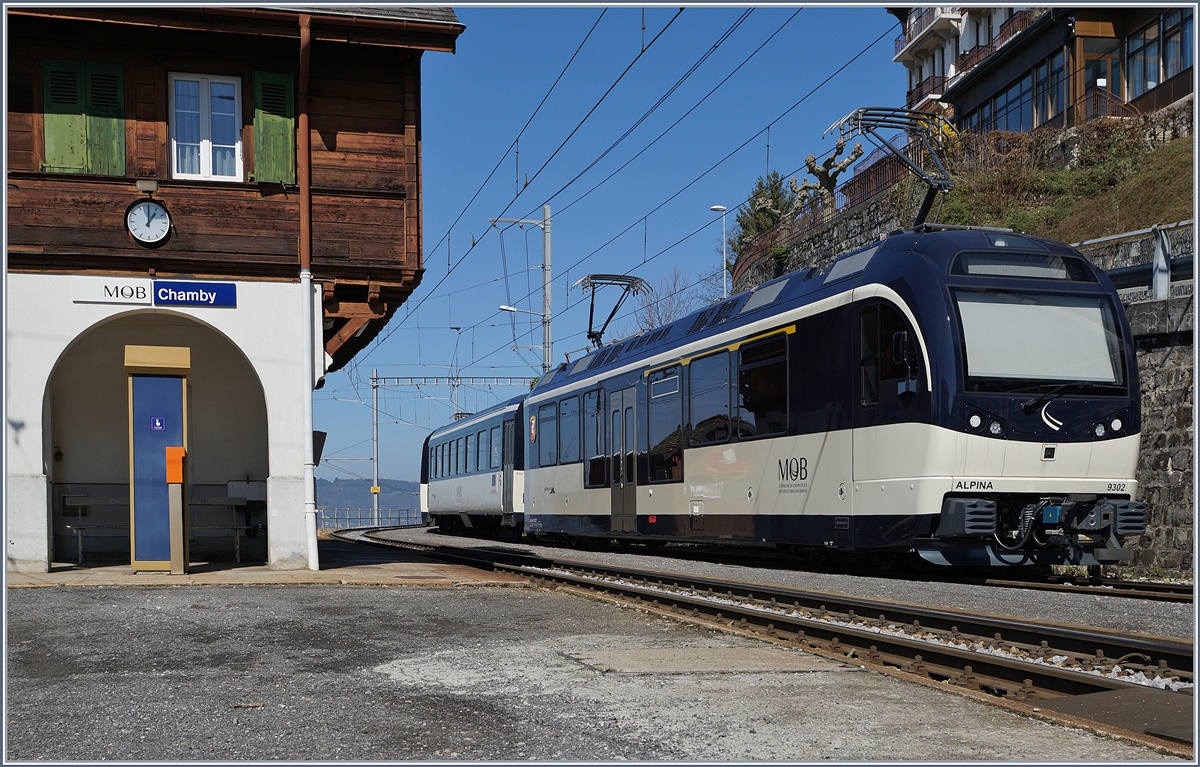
[5,273,323,571]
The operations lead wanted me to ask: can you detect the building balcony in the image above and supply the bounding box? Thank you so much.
[894,6,961,59]
[956,8,1049,76]
[906,75,948,109]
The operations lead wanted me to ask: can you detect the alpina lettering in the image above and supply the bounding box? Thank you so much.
[954,480,994,491]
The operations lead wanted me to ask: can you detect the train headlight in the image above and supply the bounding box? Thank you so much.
[1110,418,1124,433]
[988,420,1004,436]
[1094,423,1107,438]
[968,413,984,430]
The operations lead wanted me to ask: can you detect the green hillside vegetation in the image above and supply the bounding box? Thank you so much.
[931,124,1193,243]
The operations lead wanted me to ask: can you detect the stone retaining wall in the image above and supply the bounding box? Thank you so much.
[1121,294,1194,575]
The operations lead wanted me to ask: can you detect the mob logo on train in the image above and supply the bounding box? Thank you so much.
[778,457,808,482]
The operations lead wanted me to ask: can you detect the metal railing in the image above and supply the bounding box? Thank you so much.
[956,8,1048,77]
[906,75,947,108]
[1078,88,1141,121]
[317,508,423,529]
[895,7,958,56]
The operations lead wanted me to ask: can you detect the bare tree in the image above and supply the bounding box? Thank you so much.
[615,265,704,337]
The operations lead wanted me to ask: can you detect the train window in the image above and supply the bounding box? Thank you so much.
[583,390,606,487]
[689,351,731,446]
[466,434,475,473]
[538,403,558,467]
[737,335,788,439]
[861,306,881,406]
[456,438,464,475]
[490,426,502,469]
[430,445,437,479]
[955,291,1123,387]
[824,246,877,283]
[953,251,1094,281]
[648,366,684,482]
[477,430,487,471]
[861,303,918,407]
[559,397,581,464]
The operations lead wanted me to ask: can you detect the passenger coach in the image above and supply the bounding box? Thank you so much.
[421,396,524,536]
[517,224,1146,567]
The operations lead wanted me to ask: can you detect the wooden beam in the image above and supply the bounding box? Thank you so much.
[324,317,371,357]
[323,301,388,319]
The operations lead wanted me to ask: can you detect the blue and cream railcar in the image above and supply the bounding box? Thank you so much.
[421,396,525,536]
[520,225,1146,566]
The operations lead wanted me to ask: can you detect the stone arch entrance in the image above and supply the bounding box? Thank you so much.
[46,310,269,566]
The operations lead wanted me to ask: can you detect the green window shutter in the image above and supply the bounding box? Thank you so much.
[84,62,125,176]
[42,60,87,173]
[253,71,295,185]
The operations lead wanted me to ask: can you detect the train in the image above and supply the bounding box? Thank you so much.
[421,223,1147,567]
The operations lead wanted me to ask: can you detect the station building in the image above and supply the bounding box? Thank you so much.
[5,6,464,572]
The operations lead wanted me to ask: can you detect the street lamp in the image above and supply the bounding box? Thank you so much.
[499,305,552,374]
[710,205,728,299]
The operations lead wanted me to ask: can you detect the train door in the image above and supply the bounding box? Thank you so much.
[849,300,921,499]
[502,419,515,515]
[609,386,637,532]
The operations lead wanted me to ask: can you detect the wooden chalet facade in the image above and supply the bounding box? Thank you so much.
[7,6,464,370]
[5,6,463,572]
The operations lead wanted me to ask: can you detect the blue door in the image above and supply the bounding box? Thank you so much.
[131,375,184,564]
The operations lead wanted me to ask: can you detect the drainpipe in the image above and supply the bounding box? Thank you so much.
[299,13,319,570]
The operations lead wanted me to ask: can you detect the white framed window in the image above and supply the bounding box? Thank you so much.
[169,72,243,181]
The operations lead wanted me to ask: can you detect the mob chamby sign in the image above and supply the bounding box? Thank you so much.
[72,278,236,308]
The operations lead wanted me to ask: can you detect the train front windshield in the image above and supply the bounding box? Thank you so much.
[955,290,1126,391]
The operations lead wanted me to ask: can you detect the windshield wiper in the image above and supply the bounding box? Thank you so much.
[1020,381,1102,413]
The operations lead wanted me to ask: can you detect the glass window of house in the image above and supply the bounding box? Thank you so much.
[1165,9,1194,80]
[169,73,242,181]
[1127,21,1161,99]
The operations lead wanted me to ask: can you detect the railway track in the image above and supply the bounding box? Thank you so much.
[974,574,1194,603]
[342,527,1194,752]
[391,526,1195,603]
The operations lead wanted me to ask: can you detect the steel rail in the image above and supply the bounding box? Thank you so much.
[979,576,1194,603]
[511,563,1165,700]
[407,528,1194,604]
[351,530,1192,688]
[524,560,1193,684]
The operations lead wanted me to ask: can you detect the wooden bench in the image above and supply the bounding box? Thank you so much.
[190,497,249,562]
[60,494,251,563]
[61,494,129,564]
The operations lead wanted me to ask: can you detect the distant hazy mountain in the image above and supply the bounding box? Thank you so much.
[316,477,419,510]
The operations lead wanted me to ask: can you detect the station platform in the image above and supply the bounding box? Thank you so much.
[5,535,526,588]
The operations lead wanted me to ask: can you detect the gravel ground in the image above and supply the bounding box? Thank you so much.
[5,584,1184,762]
[379,526,1196,640]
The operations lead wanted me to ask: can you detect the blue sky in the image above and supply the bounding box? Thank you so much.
[314,5,907,485]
